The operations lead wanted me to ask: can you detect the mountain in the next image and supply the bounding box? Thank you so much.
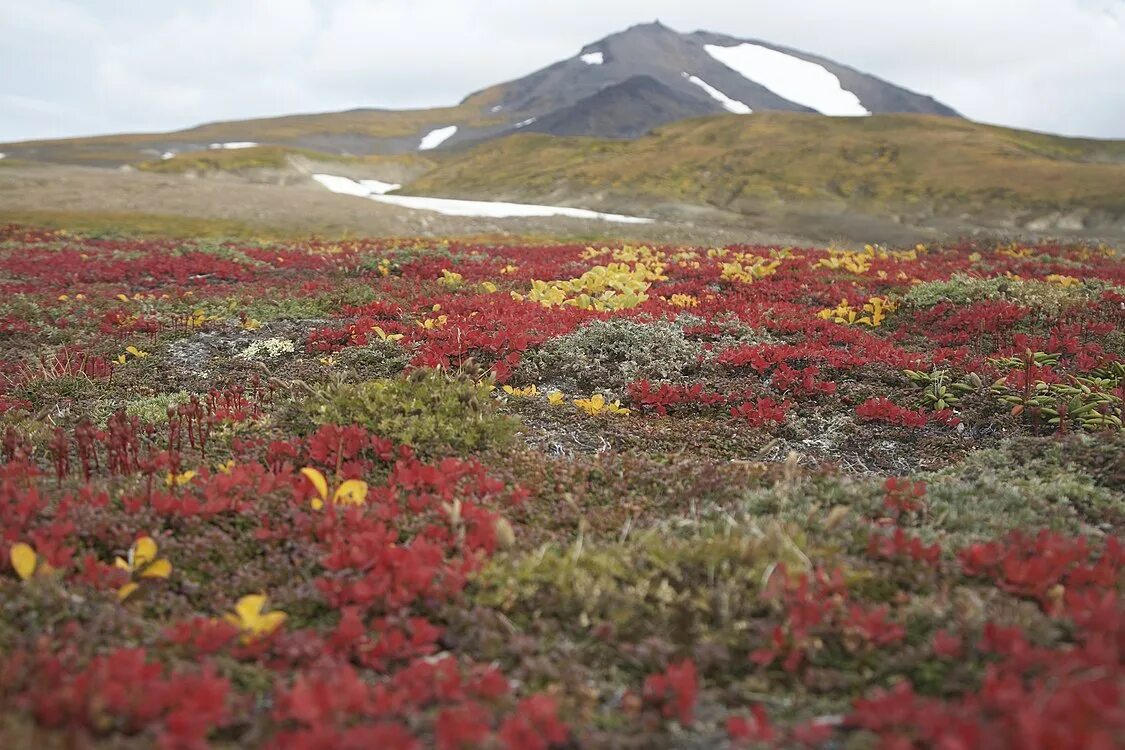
[465,22,957,143]
[0,21,958,166]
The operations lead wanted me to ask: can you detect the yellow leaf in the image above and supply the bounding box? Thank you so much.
[255,610,287,635]
[10,542,36,581]
[310,497,324,511]
[132,537,158,568]
[141,558,172,579]
[117,582,139,601]
[547,390,564,405]
[234,594,267,624]
[300,467,329,503]
[333,479,369,506]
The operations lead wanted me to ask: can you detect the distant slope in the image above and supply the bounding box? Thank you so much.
[0,22,962,166]
[402,114,1125,222]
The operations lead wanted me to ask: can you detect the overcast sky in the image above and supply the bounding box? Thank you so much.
[2,0,1123,142]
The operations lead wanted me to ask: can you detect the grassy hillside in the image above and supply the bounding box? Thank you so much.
[0,99,503,167]
[403,114,1125,215]
[135,146,435,177]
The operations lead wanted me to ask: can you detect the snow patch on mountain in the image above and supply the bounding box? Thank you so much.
[312,174,651,223]
[418,125,458,151]
[208,142,259,149]
[704,43,869,116]
[580,51,604,65]
[682,73,751,114]
[359,179,401,194]
[514,118,537,128]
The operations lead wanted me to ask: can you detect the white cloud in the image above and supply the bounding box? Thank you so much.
[0,0,1122,141]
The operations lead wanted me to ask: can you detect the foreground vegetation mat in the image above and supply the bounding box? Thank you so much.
[0,224,1122,749]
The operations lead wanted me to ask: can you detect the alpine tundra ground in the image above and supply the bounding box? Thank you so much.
[0,225,1122,748]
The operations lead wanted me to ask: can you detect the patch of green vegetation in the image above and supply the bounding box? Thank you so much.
[519,318,703,391]
[472,521,790,651]
[335,340,411,380]
[295,369,517,456]
[242,284,383,322]
[903,272,1112,313]
[735,438,1124,551]
[124,391,192,424]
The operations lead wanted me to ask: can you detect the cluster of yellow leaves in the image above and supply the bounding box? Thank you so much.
[1045,274,1082,288]
[242,317,263,331]
[165,469,197,487]
[115,536,172,601]
[56,293,88,302]
[720,258,781,284]
[438,269,464,288]
[224,594,287,642]
[373,326,404,342]
[574,393,630,416]
[502,384,538,398]
[480,281,499,293]
[116,345,150,364]
[301,467,368,510]
[515,262,662,311]
[116,292,167,302]
[547,390,565,405]
[499,264,518,275]
[665,294,699,308]
[816,244,921,275]
[1000,244,1034,258]
[417,314,448,330]
[818,296,898,327]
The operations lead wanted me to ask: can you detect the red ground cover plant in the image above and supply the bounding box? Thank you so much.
[0,227,1121,747]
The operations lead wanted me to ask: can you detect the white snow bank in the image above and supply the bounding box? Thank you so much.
[0,153,6,160]
[418,125,458,151]
[312,174,651,224]
[704,43,869,116]
[371,194,651,223]
[208,141,259,149]
[514,117,537,128]
[359,178,401,195]
[682,73,752,114]
[161,151,176,160]
[580,51,604,65]
[490,105,503,112]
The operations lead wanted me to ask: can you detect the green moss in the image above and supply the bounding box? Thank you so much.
[519,318,703,391]
[124,391,191,424]
[472,524,784,650]
[335,340,411,380]
[903,272,1114,314]
[296,369,517,456]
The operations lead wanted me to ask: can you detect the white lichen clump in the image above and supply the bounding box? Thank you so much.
[236,338,296,360]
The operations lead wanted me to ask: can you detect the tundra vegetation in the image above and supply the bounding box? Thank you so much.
[0,225,1122,748]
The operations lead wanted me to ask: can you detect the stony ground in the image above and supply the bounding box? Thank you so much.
[0,225,1122,748]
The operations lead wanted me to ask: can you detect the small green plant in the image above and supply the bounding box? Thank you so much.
[903,369,979,411]
[297,369,517,456]
[334,340,411,380]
